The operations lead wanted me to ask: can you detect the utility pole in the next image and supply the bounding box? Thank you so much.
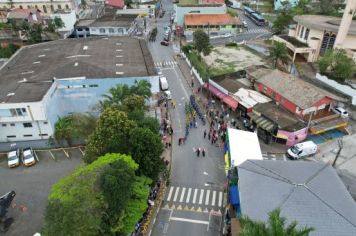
[332,139,344,167]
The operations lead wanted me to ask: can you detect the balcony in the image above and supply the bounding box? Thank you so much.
[273,35,314,62]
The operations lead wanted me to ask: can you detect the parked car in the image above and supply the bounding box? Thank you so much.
[7,149,20,168]
[164,90,172,100]
[22,147,36,167]
[160,41,169,46]
[332,106,349,118]
[286,141,318,160]
[242,20,248,28]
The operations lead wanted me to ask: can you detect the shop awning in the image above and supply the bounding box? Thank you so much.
[223,96,238,110]
[203,83,226,100]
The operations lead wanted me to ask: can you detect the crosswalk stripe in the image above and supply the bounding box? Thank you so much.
[212,191,216,206]
[186,188,192,203]
[179,187,186,202]
[199,189,204,204]
[192,188,198,204]
[173,187,180,202]
[218,191,223,207]
[205,190,210,206]
[167,186,174,201]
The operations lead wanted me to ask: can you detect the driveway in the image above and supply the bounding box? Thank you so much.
[0,148,84,236]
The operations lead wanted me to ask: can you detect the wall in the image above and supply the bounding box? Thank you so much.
[342,35,356,49]
[89,26,129,36]
[0,0,77,14]
[277,126,308,146]
[274,0,298,10]
[175,4,226,26]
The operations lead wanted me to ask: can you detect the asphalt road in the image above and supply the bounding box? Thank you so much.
[210,8,273,45]
[149,1,226,235]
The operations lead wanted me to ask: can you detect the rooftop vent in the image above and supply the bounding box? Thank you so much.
[74,62,79,67]
[18,78,28,83]
[83,46,88,50]
[7,93,15,96]
[116,72,124,75]
[38,54,46,58]
[33,61,41,64]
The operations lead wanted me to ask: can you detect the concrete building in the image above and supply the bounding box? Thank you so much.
[274,0,299,10]
[7,8,42,23]
[75,12,137,37]
[273,0,356,63]
[236,160,356,236]
[174,0,226,26]
[0,0,81,14]
[184,13,241,39]
[0,37,158,143]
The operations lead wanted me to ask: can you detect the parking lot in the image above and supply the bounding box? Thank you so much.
[0,147,85,236]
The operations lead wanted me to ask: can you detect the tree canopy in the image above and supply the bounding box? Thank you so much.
[193,30,211,55]
[42,153,151,236]
[318,49,356,83]
[268,41,289,68]
[240,208,315,236]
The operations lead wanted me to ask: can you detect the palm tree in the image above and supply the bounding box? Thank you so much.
[268,41,289,68]
[54,116,73,145]
[239,208,314,236]
[100,84,132,109]
[131,80,152,99]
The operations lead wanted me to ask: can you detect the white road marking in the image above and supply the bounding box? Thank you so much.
[170,217,209,225]
[173,187,180,202]
[179,187,186,202]
[218,192,223,207]
[205,190,210,205]
[173,67,189,98]
[199,189,204,204]
[203,172,208,175]
[167,186,174,201]
[211,191,216,206]
[186,188,192,203]
[192,188,198,204]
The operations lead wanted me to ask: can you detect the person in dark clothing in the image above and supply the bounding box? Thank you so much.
[202,148,206,157]
[196,148,200,157]
[203,130,207,139]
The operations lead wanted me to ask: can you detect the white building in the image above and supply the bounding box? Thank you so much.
[0,37,158,143]
[0,0,81,14]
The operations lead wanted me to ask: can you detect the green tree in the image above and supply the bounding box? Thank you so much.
[131,80,152,100]
[272,10,293,34]
[42,153,141,236]
[100,84,132,109]
[54,116,73,145]
[27,23,43,43]
[84,108,136,163]
[122,95,145,113]
[137,116,160,134]
[240,208,314,236]
[292,0,311,15]
[193,30,211,55]
[47,17,65,32]
[268,41,289,68]
[0,43,19,58]
[129,127,164,180]
[318,49,356,83]
[124,0,133,8]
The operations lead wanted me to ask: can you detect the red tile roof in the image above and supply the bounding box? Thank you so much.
[185,14,240,26]
[105,0,125,9]
[200,0,225,4]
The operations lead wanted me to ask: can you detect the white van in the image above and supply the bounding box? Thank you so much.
[159,77,169,91]
[286,141,317,160]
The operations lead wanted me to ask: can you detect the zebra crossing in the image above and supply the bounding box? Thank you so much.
[163,186,224,212]
[154,60,178,68]
[240,28,270,35]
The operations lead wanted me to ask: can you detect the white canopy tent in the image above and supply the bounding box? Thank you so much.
[227,128,263,167]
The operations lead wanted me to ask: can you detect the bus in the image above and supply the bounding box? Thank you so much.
[250,13,266,26]
[243,6,255,16]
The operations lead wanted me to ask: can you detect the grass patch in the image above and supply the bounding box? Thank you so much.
[227,8,238,17]
[178,0,198,5]
[264,14,277,23]
[225,42,240,49]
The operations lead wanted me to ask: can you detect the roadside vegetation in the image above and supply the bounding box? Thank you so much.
[0,43,19,58]
[48,80,164,234]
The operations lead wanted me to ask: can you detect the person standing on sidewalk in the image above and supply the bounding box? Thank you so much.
[203,130,207,139]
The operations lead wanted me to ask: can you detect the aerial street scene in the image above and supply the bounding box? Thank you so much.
[1,0,356,235]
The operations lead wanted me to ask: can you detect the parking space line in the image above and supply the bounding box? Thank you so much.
[48,150,56,161]
[62,148,70,159]
[78,147,85,156]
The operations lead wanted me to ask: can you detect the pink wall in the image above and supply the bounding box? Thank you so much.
[277,127,308,146]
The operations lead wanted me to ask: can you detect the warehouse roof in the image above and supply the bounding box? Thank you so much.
[238,160,356,236]
[0,37,156,103]
[185,13,240,26]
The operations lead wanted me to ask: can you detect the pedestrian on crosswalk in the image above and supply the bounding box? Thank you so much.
[202,148,206,157]
[197,147,200,157]
[203,130,207,139]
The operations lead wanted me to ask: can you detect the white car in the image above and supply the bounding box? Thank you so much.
[242,20,248,28]
[7,149,20,168]
[22,147,36,167]
[164,90,172,100]
[333,107,349,118]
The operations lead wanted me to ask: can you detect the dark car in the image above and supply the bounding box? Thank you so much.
[160,41,169,46]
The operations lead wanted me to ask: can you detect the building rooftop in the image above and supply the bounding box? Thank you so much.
[105,0,125,9]
[0,37,156,103]
[76,13,137,28]
[185,13,240,26]
[294,15,356,36]
[253,102,306,131]
[178,0,224,6]
[255,69,342,109]
[238,160,356,236]
[7,8,40,19]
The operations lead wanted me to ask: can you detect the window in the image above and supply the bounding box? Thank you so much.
[58,4,61,10]
[39,133,48,136]
[35,5,38,9]
[65,4,69,10]
[99,28,106,33]
[1,124,6,127]
[9,108,27,117]
[44,122,48,124]
[23,123,33,128]
[10,123,15,126]
[27,5,31,9]
[263,86,268,93]
[304,28,309,40]
[50,5,54,12]
[7,135,16,138]
[43,5,47,13]
[24,134,33,137]
[89,84,98,87]
[109,28,114,33]
[19,5,23,9]
[300,26,304,38]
